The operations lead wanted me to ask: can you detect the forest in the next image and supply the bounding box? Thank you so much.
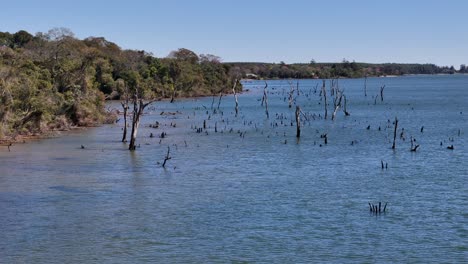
[0,28,237,140]
[226,60,460,79]
[1,28,464,141]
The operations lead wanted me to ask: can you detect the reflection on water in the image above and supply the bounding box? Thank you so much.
[1,75,467,263]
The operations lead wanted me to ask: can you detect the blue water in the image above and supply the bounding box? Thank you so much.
[1,75,467,263]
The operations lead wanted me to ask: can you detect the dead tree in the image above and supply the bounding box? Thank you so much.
[120,84,130,142]
[380,85,386,102]
[296,106,301,138]
[121,100,129,142]
[364,76,368,97]
[343,94,350,116]
[332,89,343,121]
[288,80,296,108]
[321,80,328,119]
[129,93,156,151]
[369,202,387,214]
[210,95,216,110]
[217,92,223,109]
[296,81,300,96]
[410,136,420,152]
[392,117,398,150]
[162,146,171,168]
[263,82,269,118]
[232,79,239,117]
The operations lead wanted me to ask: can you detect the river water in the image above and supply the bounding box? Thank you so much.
[1,75,467,263]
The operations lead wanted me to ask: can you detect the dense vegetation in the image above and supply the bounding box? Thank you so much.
[1,28,464,141]
[0,28,237,140]
[226,60,462,79]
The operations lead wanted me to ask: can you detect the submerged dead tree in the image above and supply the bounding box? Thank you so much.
[217,92,223,109]
[296,106,301,138]
[410,136,420,152]
[232,79,239,117]
[343,95,350,116]
[129,92,156,151]
[288,80,296,108]
[380,85,386,102]
[120,85,130,142]
[364,75,368,97]
[392,117,398,150]
[332,89,343,121]
[321,80,328,119]
[162,146,171,168]
[262,82,269,118]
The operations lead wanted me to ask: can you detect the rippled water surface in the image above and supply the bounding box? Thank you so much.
[1,75,467,263]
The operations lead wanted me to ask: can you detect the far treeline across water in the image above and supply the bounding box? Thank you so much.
[0,28,466,141]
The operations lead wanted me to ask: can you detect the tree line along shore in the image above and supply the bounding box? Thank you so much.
[1,28,465,142]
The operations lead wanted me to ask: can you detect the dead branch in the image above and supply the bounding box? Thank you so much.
[162,146,171,168]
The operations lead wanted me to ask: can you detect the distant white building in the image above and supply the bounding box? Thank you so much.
[245,73,258,79]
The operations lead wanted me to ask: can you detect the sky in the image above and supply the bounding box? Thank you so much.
[1,0,467,67]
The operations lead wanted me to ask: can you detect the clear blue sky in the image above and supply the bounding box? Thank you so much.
[1,0,467,67]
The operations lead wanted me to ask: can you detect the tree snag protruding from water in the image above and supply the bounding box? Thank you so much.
[392,117,398,150]
[321,80,328,119]
[288,81,295,108]
[364,75,368,97]
[296,106,301,138]
[162,146,171,168]
[369,202,387,214]
[380,85,386,102]
[120,83,130,142]
[129,92,156,151]
[232,79,239,117]
[343,94,350,116]
[410,136,420,152]
[263,82,269,119]
[217,92,223,110]
[332,89,343,121]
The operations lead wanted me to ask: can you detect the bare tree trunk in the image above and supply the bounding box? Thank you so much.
[232,79,239,117]
[392,117,398,150]
[322,80,328,119]
[296,81,300,96]
[263,82,269,118]
[162,146,171,168]
[211,95,215,110]
[129,94,155,151]
[288,81,295,108]
[364,76,367,97]
[380,85,385,102]
[332,90,343,121]
[217,92,223,109]
[296,106,301,138]
[343,94,350,116]
[121,100,129,142]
